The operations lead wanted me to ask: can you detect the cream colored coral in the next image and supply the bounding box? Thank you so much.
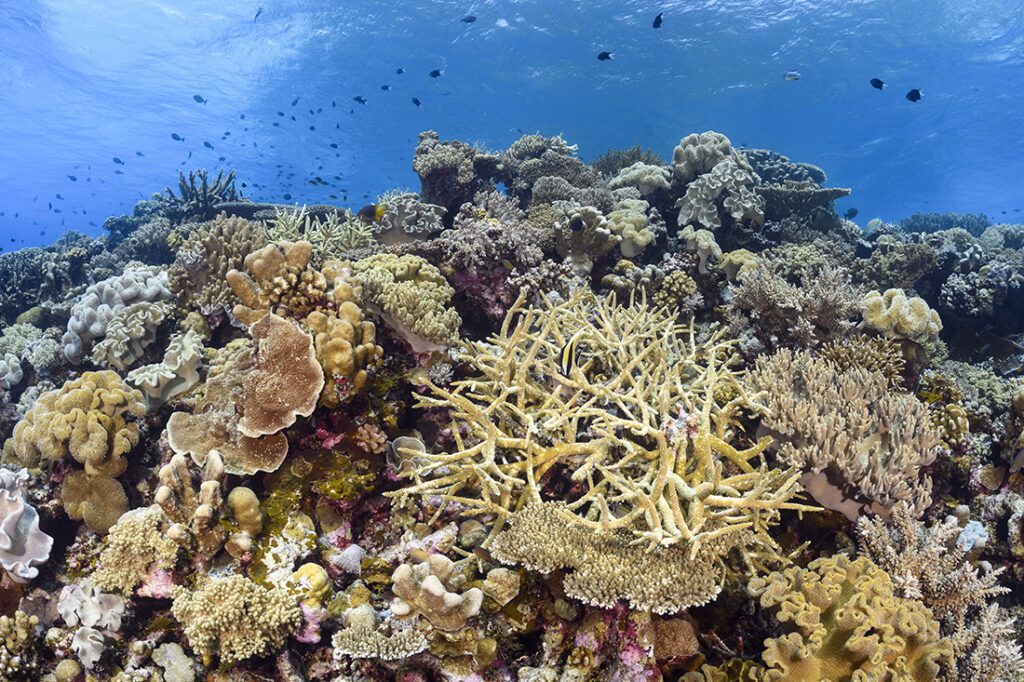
[331,604,428,661]
[679,225,721,275]
[61,471,129,534]
[227,240,327,325]
[608,162,670,196]
[0,611,39,677]
[352,253,461,351]
[861,288,943,342]
[127,329,203,407]
[155,452,235,560]
[93,508,180,594]
[288,562,331,608]
[391,554,483,631]
[605,198,655,258]
[225,486,264,557]
[90,301,167,371]
[171,574,301,666]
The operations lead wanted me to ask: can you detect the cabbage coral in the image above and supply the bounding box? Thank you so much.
[389,290,814,558]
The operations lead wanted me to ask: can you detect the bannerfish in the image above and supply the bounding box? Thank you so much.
[354,96,367,104]
[412,97,422,107]
[784,70,801,81]
[844,207,859,219]
[906,88,923,102]
[653,12,663,28]
[429,69,442,78]
[193,94,207,104]
[171,133,184,141]
[597,51,613,61]
[461,15,476,23]
[559,328,586,377]
[870,78,885,90]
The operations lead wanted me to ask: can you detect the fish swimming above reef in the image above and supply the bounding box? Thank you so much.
[412,97,422,107]
[870,78,885,89]
[906,88,923,102]
[253,6,262,22]
[461,15,476,23]
[784,70,801,81]
[353,96,367,105]
[429,69,443,78]
[396,67,405,74]
[653,12,663,28]
[844,207,859,219]
[171,133,184,141]
[597,51,613,61]
[381,84,391,91]
[193,94,207,104]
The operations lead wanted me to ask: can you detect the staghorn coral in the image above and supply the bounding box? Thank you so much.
[93,507,180,595]
[90,301,168,371]
[168,212,267,316]
[171,574,301,666]
[861,288,943,342]
[126,329,203,407]
[351,253,461,351]
[167,313,323,475]
[390,553,482,631]
[749,348,941,520]
[389,291,813,556]
[686,554,952,681]
[264,205,374,262]
[0,468,53,583]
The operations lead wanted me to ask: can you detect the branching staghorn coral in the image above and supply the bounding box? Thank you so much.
[389,290,814,556]
[264,205,374,263]
[748,349,942,520]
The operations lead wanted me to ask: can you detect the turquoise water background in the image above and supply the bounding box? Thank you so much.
[1,0,1022,247]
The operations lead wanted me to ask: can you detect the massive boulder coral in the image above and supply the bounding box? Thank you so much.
[413,130,495,214]
[686,555,952,681]
[390,291,812,561]
[62,266,171,362]
[170,574,301,666]
[748,348,942,520]
[167,313,323,475]
[0,468,53,583]
[351,253,461,351]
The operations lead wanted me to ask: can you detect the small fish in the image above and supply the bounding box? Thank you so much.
[784,70,801,81]
[653,12,663,28]
[396,67,405,75]
[171,133,184,141]
[906,88,923,102]
[461,15,476,23]
[597,51,613,61]
[291,96,300,106]
[844,207,859,219]
[412,97,422,107]
[253,6,263,22]
[568,215,584,232]
[353,96,367,104]
[68,175,77,181]
[283,193,292,200]
[330,143,338,149]
[870,78,885,90]
[356,204,378,222]
[559,328,586,377]
[240,113,246,119]
[203,141,214,149]
[136,151,144,156]
[113,157,124,165]
[193,94,207,104]
[381,84,390,91]
[429,69,442,78]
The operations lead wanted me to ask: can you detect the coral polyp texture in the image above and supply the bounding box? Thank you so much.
[0,128,1021,680]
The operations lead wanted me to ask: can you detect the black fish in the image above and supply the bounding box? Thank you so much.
[136,151,144,156]
[870,78,885,90]
[844,208,859,219]
[462,15,476,23]
[193,94,207,104]
[354,96,367,104]
[203,141,214,149]
[396,67,405,75]
[171,133,184,141]
[254,6,263,22]
[56,194,63,199]
[412,97,422,107]
[218,156,226,161]
[68,175,77,181]
[273,122,280,127]
[381,84,390,91]
[113,157,124,164]
[429,69,442,78]
[283,193,292,200]
[277,111,284,116]
[114,170,123,175]
[906,88,923,102]
[356,204,377,222]
[597,51,613,61]
[653,12,663,28]
[291,96,300,106]
[330,143,338,148]
[569,215,584,231]
[240,114,246,119]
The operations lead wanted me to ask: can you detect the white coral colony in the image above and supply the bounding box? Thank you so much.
[0,468,53,582]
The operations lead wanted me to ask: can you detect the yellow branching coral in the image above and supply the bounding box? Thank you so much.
[93,508,180,595]
[685,555,953,681]
[352,253,462,352]
[227,240,328,325]
[171,574,301,667]
[4,370,145,477]
[0,611,40,678]
[749,348,941,520]
[861,288,942,342]
[389,291,813,557]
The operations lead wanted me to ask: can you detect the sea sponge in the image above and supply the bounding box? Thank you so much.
[605,198,655,258]
[391,554,483,631]
[89,301,167,371]
[227,240,327,325]
[0,468,53,583]
[686,555,952,681]
[171,574,301,666]
[861,288,943,342]
[126,329,204,407]
[3,370,146,477]
[352,253,461,351]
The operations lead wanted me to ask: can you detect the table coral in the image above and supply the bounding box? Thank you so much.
[170,574,301,666]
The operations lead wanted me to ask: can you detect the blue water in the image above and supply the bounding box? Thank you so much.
[2,0,1023,248]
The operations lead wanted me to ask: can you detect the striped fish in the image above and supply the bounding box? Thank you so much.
[559,328,585,377]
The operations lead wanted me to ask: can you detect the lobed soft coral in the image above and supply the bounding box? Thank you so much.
[861,288,943,342]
